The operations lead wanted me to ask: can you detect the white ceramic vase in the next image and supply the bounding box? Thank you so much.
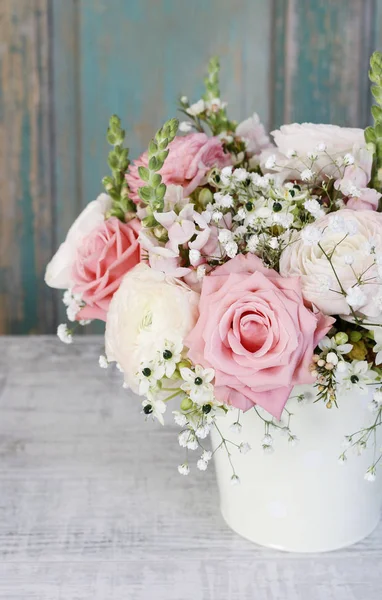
[211,384,382,552]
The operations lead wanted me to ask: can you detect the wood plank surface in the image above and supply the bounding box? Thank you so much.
[0,0,55,334]
[0,336,381,599]
[272,0,375,128]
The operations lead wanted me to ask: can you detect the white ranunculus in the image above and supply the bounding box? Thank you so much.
[260,123,365,181]
[105,263,199,393]
[44,193,112,289]
[279,209,382,318]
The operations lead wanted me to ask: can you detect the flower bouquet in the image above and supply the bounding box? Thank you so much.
[46,53,382,552]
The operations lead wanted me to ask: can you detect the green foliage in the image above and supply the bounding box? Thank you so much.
[102,114,136,220]
[137,118,179,223]
[367,52,382,201]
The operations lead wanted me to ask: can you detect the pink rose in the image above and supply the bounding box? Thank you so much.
[126,133,231,202]
[185,254,334,419]
[72,217,141,321]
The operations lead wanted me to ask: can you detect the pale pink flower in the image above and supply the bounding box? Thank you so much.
[236,113,272,156]
[126,133,231,203]
[334,147,381,211]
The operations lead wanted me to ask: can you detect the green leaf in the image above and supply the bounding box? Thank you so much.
[155,183,166,201]
[138,166,150,182]
[372,85,382,105]
[364,126,376,144]
[149,140,158,154]
[372,105,382,122]
[148,156,158,171]
[138,186,155,203]
[151,173,162,188]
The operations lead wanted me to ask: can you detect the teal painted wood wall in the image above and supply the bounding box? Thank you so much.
[0,0,379,333]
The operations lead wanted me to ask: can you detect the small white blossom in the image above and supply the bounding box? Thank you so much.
[304,199,325,219]
[336,360,377,394]
[195,424,210,439]
[201,450,212,462]
[212,211,223,223]
[326,352,338,366]
[262,434,273,446]
[343,153,355,165]
[225,241,238,258]
[229,422,242,435]
[301,169,314,182]
[186,99,205,116]
[197,459,208,471]
[262,444,275,455]
[273,212,294,229]
[316,142,326,152]
[269,237,279,250]
[189,248,201,266]
[247,234,259,253]
[300,225,323,246]
[178,430,192,448]
[338,455,347,465]
[173,411,188,427]
[178,463,190,476]
[142,397,167,425]
[180,95,188,104]
[265,154,276,169]
[187,437,199,451]
[98,355,108,369]
[196,265,206,280]
[180,365,215,405]
[239,442,251,454]
[230,474,240,486]
[288,435,299,447]
[57,324,73,344]
[364,469,376,482]
[232,168,248,182]
[286,148,297,159]
[214,192,234,208]
[179,121,193,133]
[345,285,367,309]
[220,166,233,186]
[307,151,318,161]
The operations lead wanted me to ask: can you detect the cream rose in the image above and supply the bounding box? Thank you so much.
[279,209,382,318]
[105,263,199,392]
[45,193,112,289]
[260,123,365,181]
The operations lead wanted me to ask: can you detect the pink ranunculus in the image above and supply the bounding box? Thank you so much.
[72,217,141,321]
[126,133,231,203]
[185,254,334,419]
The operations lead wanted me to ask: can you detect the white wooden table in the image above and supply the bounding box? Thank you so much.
[1,336,381,600]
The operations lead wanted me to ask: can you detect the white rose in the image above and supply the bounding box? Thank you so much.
[45,193,112,289]
[235,113,272,156]
[260,123,365,181]
[105,263,199,392]
[279,209,382,317]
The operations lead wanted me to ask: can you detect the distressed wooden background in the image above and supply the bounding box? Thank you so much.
[0,0,378,334]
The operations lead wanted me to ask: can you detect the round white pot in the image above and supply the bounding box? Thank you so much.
[211,384,382,552]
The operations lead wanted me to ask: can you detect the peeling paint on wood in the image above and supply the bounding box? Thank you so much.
[0,0,55,334]
[1,1,381,333]
[272,0,375,129]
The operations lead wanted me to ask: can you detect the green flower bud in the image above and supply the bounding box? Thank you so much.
[334,332,349,346]
[349,330,362,343]
[180,397,193,411]
[198,188,213,207]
